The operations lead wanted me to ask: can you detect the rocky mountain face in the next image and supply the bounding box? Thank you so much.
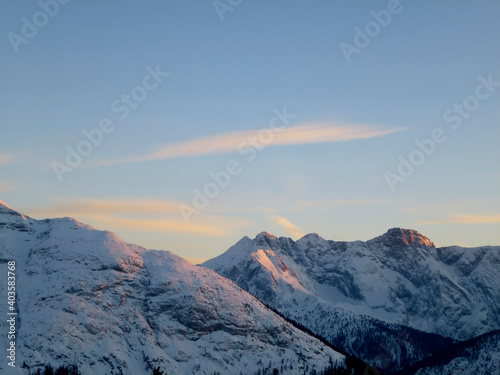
[0,202,345,375]
[203,229,500,373]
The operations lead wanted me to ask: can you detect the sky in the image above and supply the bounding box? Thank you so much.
[1,0,499,263]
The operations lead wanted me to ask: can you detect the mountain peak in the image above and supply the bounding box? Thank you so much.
[376,227,434,247]
[302,233,321,240]
[254,231,281,249]
[256,231,276,239]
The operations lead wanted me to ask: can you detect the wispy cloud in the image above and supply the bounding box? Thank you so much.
[294,198,398,209]
[27,198,245,237]
[416,213,500,225]
[82,215,230,236]
[270,214,306,239]
[0,181,15,193]
[92,123,406,166]
[0,154,14,165]
[34,198,180,216]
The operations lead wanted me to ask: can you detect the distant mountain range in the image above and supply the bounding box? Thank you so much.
[203,229,500,373]
[1,200,498,374]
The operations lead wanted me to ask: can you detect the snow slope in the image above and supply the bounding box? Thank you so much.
[0,202,344,375]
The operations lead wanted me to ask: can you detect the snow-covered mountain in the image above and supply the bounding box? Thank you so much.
[402,330,500,375]
[0,201,345,375]
[203,229,500,372]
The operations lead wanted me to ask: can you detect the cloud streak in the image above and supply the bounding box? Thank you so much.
[294,198,399,209]
[93,123,406,166]
[0,182,15,193]
[0,154,14,165]
[270,214,306,239]
[27,198,245,237]
[34,198,181,216]
[83,215,229,236]
[416,213,500,225]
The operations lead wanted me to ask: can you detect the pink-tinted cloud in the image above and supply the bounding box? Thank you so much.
[0,154,14,165]
[416,213,500,225]
[93,123,406,166]
[26,198,245,237]
[270,214,306,238]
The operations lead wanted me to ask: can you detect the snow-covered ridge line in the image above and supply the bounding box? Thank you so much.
[0,200,346,375]
[203,229,500,372]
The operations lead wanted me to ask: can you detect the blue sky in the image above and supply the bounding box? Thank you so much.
[1,0,499,262]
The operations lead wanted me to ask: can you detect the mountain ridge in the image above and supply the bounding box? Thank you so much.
[0,201,347,375]
[203,229,500,372]
[2,199,498,374]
